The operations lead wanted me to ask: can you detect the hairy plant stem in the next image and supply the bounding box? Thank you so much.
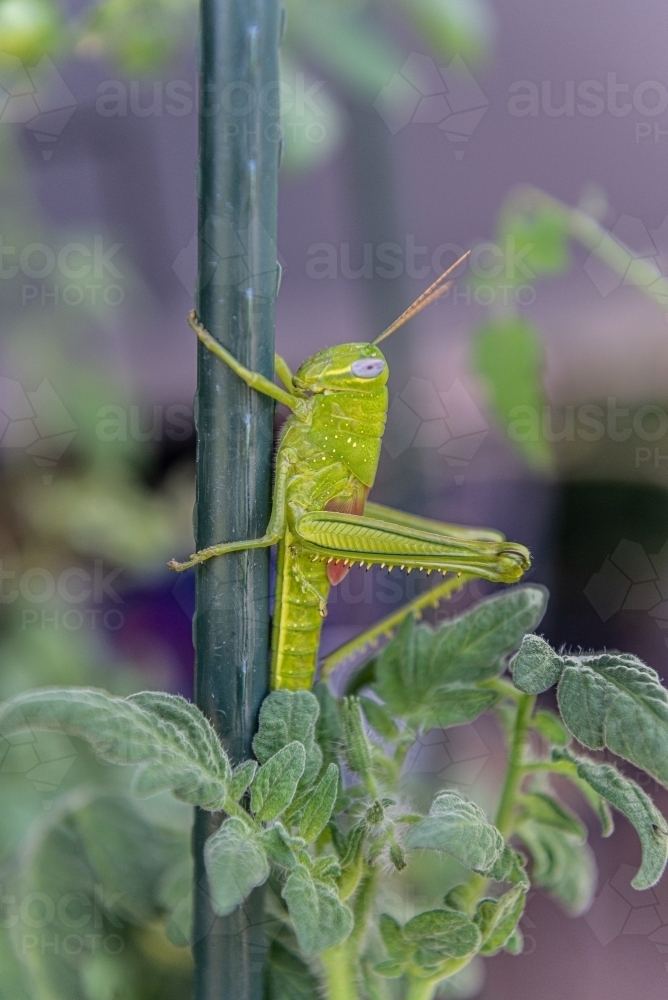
[320,943,358,1000]
[456,692,536,913]
[494,693,535,838]
[405,976,438,1000]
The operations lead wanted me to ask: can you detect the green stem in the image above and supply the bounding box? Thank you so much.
[494,694,535,837]
[510,185,668,312]
[405,977,437,1000]
[320,943,358,1000]
[444,694,536,917]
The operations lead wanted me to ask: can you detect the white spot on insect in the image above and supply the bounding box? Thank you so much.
[352,358,385,379]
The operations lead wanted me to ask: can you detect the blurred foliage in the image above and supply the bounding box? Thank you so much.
[472,316,553,472]
[469,186,668,472]
[0,0,494,173]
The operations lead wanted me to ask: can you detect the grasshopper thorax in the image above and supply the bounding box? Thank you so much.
[292,344,389,488]
[292,342,388,394]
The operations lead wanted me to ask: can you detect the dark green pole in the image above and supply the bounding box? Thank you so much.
[192,0,280,996]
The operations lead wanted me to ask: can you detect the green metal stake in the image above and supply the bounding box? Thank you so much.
[192,0,280,997]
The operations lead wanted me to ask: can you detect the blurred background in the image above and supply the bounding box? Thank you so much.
[1,0,668,996]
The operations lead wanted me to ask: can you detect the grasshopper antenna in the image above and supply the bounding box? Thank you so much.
[372,249,470,346]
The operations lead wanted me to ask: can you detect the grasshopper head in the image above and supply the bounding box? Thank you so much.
[293,343,388,394]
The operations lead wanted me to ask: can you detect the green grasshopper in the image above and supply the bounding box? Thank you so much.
[169,253,531,690]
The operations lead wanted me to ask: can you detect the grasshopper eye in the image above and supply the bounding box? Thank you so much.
[351,358,385,379]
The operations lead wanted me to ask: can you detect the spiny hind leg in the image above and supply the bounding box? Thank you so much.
[290,549,328,616]
[319,572,470,679]
[168,449,294,571]
[294,511,530,582]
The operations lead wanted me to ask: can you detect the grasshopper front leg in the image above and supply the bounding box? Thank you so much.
[168,449,294,571]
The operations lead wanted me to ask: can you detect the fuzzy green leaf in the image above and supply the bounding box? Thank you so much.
[557,653,668,788]
[485,846,529,887]
[511,635,564,694]
[204,817,270,916]
[251,742,306,821]
[516,820,596,915]
[403,909,481,960]
[554,750,668,889]
[300,763,339,842]
[519,792,586,840]
[374,587,546,729]
[427,587,548,684]
[228,760,258,801]
[379,913,413,961]
[530,709,570,746]
[416,686,499,730]
[282,865,354,956]
[260,823,300,870]
[360,696,400,741]
[341,697,373,775]
[313,681,344,767]
[0,687,231,809]
[253,690,322,788]
[475,885,526,956]
[406,791,504,873]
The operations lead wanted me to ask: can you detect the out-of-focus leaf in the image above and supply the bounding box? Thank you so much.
[313,681,343,768]
[472,316,553,470]
[359,696,400,741]
[518,792,585,840]
[397,0,493,63]
[73,795,187,924]
[0,687,231,809]
[204,818,270,917]
[0,0,62,61]
[406,791,504,873]
[288,1,402,98]
[530,708,570,746]
[499,203,570,279]
[265,938,321,1000]
[516,820,596,915]
[280,56,346,173]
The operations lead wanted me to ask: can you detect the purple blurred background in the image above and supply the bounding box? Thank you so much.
[3,0,668,994]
